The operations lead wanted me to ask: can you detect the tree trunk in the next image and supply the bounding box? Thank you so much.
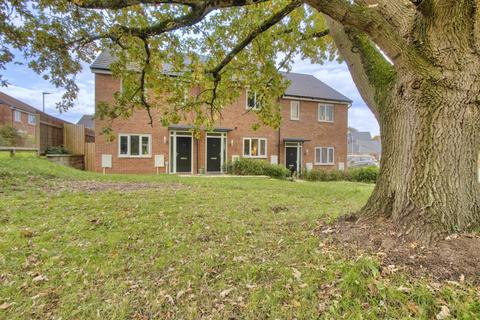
[361,72,480,244]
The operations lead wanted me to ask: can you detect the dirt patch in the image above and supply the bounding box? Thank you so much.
[317,216,480,284]
[50,180,188,193]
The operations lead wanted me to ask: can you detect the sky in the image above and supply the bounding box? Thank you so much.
[0,55,379,136]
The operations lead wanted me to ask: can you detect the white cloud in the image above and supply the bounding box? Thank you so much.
[1,62,94,124]
[2,55,380,135]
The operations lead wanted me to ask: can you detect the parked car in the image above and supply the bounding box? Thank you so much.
[348,155,379,168]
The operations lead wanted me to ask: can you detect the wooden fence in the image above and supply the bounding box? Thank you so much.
[85,142,95,171]
[39,121,63,154]
[63,123,85,155]
[63,123,96,171]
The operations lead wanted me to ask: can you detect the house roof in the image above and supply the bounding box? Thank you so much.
[91,51,352,104]
[280,72,352,103]
[0,91,38,114]
[77,114,94,129]
[0,91,69,125]
[350,131,372,142]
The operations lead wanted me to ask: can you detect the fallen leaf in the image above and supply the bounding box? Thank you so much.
[20,228,34,238]
[219,288,234,298]
[32,275,48,282]
[436,306,450,320]
[0,302,13,310]
[292,267,302,282]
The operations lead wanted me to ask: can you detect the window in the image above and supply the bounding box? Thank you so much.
[246,91,261,110]
[14,110,21,122]
[118,134,151,157]
[28,114,36,125]
[315,147,335,165]
[290,101,300,120]
[243,138,267,158]
[318,104,334,122]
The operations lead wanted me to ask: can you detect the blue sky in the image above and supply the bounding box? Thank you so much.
[0,55,379,135]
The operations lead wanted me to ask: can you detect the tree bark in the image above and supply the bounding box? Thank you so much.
[362,72,480,244]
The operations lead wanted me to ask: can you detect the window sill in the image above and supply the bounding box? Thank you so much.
[314,163,335,166]
[118,155,152,159]
[318,120,334,123]
[243,156,267,159]
[290,118,300,121]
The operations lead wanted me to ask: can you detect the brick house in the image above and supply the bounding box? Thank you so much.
[91,52,352,174]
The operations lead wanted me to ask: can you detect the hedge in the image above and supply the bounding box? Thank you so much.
[224,158,290,179]
[301,166,379,183]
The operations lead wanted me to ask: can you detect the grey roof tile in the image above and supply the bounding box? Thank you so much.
[91,51,352,103]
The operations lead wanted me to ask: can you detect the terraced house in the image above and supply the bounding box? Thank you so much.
[91,51,352,174]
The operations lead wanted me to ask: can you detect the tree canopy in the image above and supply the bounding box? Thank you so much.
[0,0,338,130]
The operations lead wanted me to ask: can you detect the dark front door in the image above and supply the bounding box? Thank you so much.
[207,137,221,172]
[176,136,192,173]
[286,147,298,173]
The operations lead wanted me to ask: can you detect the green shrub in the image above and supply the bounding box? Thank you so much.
[348,166,379,183]
[45,146,70,155]
[301,166,379,183]
[225,158,290,179]
[302,169,348,181]
[0,125,24,147]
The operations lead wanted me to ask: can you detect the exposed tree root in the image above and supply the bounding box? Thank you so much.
[317,215,480,284]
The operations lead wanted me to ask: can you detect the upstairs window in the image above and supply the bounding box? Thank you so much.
[290,101,300,120]
[119,134,151,157]
[246,91,261,110]
[28,114,36,125]
[14,110,21,122]
[243,138,267,158]
[315,147,335,165]
[318,104,334,122]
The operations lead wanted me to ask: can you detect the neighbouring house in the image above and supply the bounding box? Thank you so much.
[91,51,352,174]
[0,91,67,151]
[77,114,94,129]
[347,129,382,159]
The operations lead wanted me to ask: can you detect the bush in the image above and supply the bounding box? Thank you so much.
[0,125,24,147]
[302,169,348,181]
[225,158,290,179]
[45,146,70,155]
[348,166,379,183]
[301,166,379,183]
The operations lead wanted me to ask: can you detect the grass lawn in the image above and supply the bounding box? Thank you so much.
[0,153,479,319]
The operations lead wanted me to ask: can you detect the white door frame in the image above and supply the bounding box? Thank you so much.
[284,142,302,172]
[205,132,227,173]
[170,131,194,174]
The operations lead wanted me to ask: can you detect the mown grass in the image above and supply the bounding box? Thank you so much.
[0,153,479,319]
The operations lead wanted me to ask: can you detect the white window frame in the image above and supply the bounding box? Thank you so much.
[118,134,152,158]
[290,101,300,120]
[14,110,21,122]
[243,137,267,158]
[315,147,335,165]
[318,104,334,122]
[28,114,36,125]
[245,90,261,111]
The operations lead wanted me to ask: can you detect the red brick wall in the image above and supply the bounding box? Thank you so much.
[0,104,36,136]
[94,73,348,174]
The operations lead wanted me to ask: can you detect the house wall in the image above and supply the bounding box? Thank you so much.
[94,73,348,174]
[0,103,36,136]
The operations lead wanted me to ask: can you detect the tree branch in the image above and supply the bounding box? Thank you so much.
[306,0,438,76]
[207,1,302,77]
[327,17,396,119]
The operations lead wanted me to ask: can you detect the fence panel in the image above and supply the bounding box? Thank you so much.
[39,121,63,154]
[63,123,85,155]
[84,142,95,171]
